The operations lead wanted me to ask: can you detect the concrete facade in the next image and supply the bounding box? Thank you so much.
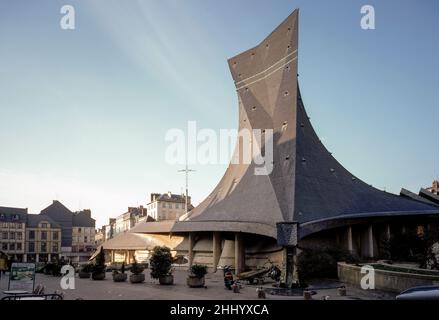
[0,207,27,261]
[338,262,439,293]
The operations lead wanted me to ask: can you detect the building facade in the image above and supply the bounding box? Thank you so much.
[40,201,96,263]
[427,180,439,195]
[95,228,105,247]
[147,192,192,221]
[0,203,96,264]
[0,207,27,262]
[25,215,62,263]
[114,206,148,236]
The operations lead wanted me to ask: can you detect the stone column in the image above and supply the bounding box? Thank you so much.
[111,250,115,263]
[367,225,374,258]
[280,247,298,288]
[48,254,51,262]
[347,226,353,253]
[234,233,244,274]
[386,224,391,240]
[36,254,40,263]
[212,232,221,272]
[188,232,195,268]
[22,254,27,262]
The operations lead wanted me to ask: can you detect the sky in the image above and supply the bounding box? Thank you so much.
[0,0,438,228]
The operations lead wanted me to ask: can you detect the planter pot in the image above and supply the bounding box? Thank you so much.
[187,275,205,288]
[159,275,174,285]
[92,272,106,280]
[303,290,312,300]
[129,273,145,284]
[113,273,128,282]
[78,271,91,279]
[338,287,347,296]
[257,287,266,299]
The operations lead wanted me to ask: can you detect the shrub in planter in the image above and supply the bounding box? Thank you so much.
[150,246,173,285]
[296,246,359,287]
[129,260,145,283]
[113,262,128,282]
[43,263,54,275]
[79,264,93,279]
[92,247,106,280]
[187,264,207,288]
[52,262,62,277]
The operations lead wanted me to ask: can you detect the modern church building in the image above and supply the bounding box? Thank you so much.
[99,9,439,284]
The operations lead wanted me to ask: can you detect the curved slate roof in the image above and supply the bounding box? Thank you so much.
[293,89,439,224]
[135,9,439,239]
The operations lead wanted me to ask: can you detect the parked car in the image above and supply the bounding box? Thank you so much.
[396,285,439,300]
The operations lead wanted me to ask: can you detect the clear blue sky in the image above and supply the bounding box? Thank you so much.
[1,0,438,228]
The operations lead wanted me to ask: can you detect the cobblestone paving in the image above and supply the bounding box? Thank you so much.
[0,270,397,300]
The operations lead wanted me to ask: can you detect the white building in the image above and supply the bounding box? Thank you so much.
[146,192,192,221]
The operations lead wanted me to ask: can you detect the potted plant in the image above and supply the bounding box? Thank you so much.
[187,264,207,288]
[129,259,145,283]
[43,262,54,275]
[150,246,173,285]
[78,264,93,279]
[92,247,106,280]
[113,262,128,282]
[52,261,62,277]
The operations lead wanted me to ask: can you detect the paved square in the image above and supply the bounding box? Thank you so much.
[0,270,396,300]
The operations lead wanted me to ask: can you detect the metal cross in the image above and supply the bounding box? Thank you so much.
[178,163,195,217]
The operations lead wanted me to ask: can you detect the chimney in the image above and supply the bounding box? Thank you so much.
[168,191,172,198]
[82,209,91,217]
[433,180,439,193]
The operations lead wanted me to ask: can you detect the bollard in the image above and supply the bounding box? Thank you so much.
[257,287,266,299]
[303,290,312,300]
[338,286,347,296]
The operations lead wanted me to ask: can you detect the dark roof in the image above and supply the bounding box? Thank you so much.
[73,211,95,228]
[40,200,94,227]
[0,206,28,223]
[27,214,61,228]
[150,193,189,204]
[419,188,439,205]
[40,200,74,224]
[400,188,439,206]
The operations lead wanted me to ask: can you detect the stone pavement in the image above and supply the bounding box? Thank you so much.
[0,270,397,300]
